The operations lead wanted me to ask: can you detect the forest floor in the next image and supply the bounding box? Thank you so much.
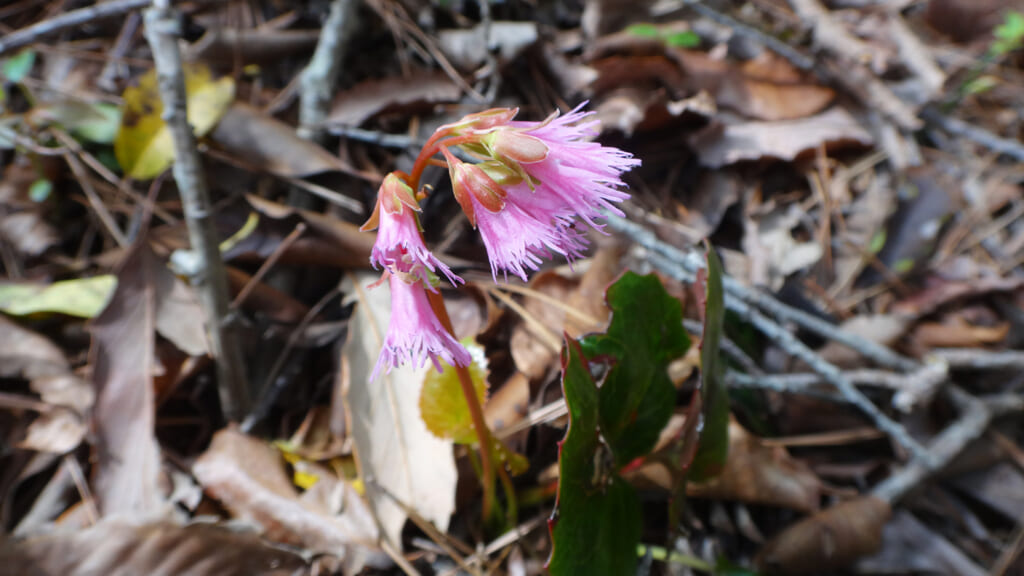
[3,0,1024,574]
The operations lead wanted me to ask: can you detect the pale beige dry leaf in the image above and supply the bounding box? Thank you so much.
[193,427,378,574]
[0,212,58,257]
[153,255,208,357]
[88,242,163,517]
[327,72,461,127]
[0,316,69,380]
[336,271,457,548]
[693,107,873,168]
[210,103,353,177]
[0,519,310,576]
[817,314,912,369]
[31,375,94,415]
[439,22,539,69]
[18,409,87,454]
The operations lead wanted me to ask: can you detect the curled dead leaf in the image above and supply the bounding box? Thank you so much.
[687,421,822,513]
[692,107,873,168]
[0,316,69,380]
[756,495,891,575]
[193,427,378,574]
[0,519,310,576]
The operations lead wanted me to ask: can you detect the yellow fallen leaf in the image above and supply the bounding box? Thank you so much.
[115,63,234,180]
[0,276,116,318]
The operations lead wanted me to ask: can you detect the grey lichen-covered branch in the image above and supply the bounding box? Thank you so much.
[298,0,359,143]
[143,0,250,420]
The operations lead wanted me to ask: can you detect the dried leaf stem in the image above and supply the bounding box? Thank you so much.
[144,0,249,420]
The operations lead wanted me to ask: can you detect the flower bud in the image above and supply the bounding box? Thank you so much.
[484,130,549,164]
[443,147,507,227]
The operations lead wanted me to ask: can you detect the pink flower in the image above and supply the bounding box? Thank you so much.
[371,273,471,381]
[443,104,638,280]
[488,104,640,229]
[363,174,460,286]
[469,180,588,282]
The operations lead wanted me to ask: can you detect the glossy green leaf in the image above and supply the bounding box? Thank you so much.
[0,276,116,319]
[583,271,689,467]
[419,341,488,445]
[548,339,641,576]
[689,247,729,481]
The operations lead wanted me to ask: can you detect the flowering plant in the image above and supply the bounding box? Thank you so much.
[362,104,639,379]
[360,103,638,520]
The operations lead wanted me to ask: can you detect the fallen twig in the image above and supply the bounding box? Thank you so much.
[298,0,359,143]
[144,0,249,420]
[0,0,156,56]
[607,214,918,372]
[921,107,1024,162]
[932,348,1024,370]
[872,388,1023,502]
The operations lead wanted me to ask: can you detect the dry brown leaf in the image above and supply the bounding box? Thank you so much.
[193,427,378,572]
[508,246,619,381]
[336,271,457,548]
[226,267,310,325]
[327,72,461,127]
[0,519,310,576]
[237,195,375,270]
[912,319,1010,349]
[756,495,891,575]
[190,28,320,65]
[675,50,835,121]
[687,421,822,513]
[88,242,163,517]
[210,103,354,177]
[692,107,873,168]
[624,420,822,513]
[0,316,69,380]
[509,272,576,381]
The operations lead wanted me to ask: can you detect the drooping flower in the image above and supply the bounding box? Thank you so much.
[446,147,587,281]
[484,104,640,228]
[441,104,638,280]
[371,272,472,381]
[362,173,461,286]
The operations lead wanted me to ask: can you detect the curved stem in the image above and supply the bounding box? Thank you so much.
[427,290,496,522]
[407,134,482,191]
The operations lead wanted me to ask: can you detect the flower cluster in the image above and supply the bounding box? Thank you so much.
[363,104,639,379]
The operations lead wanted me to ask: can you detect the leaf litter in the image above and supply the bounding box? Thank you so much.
[2,0,1024,574]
